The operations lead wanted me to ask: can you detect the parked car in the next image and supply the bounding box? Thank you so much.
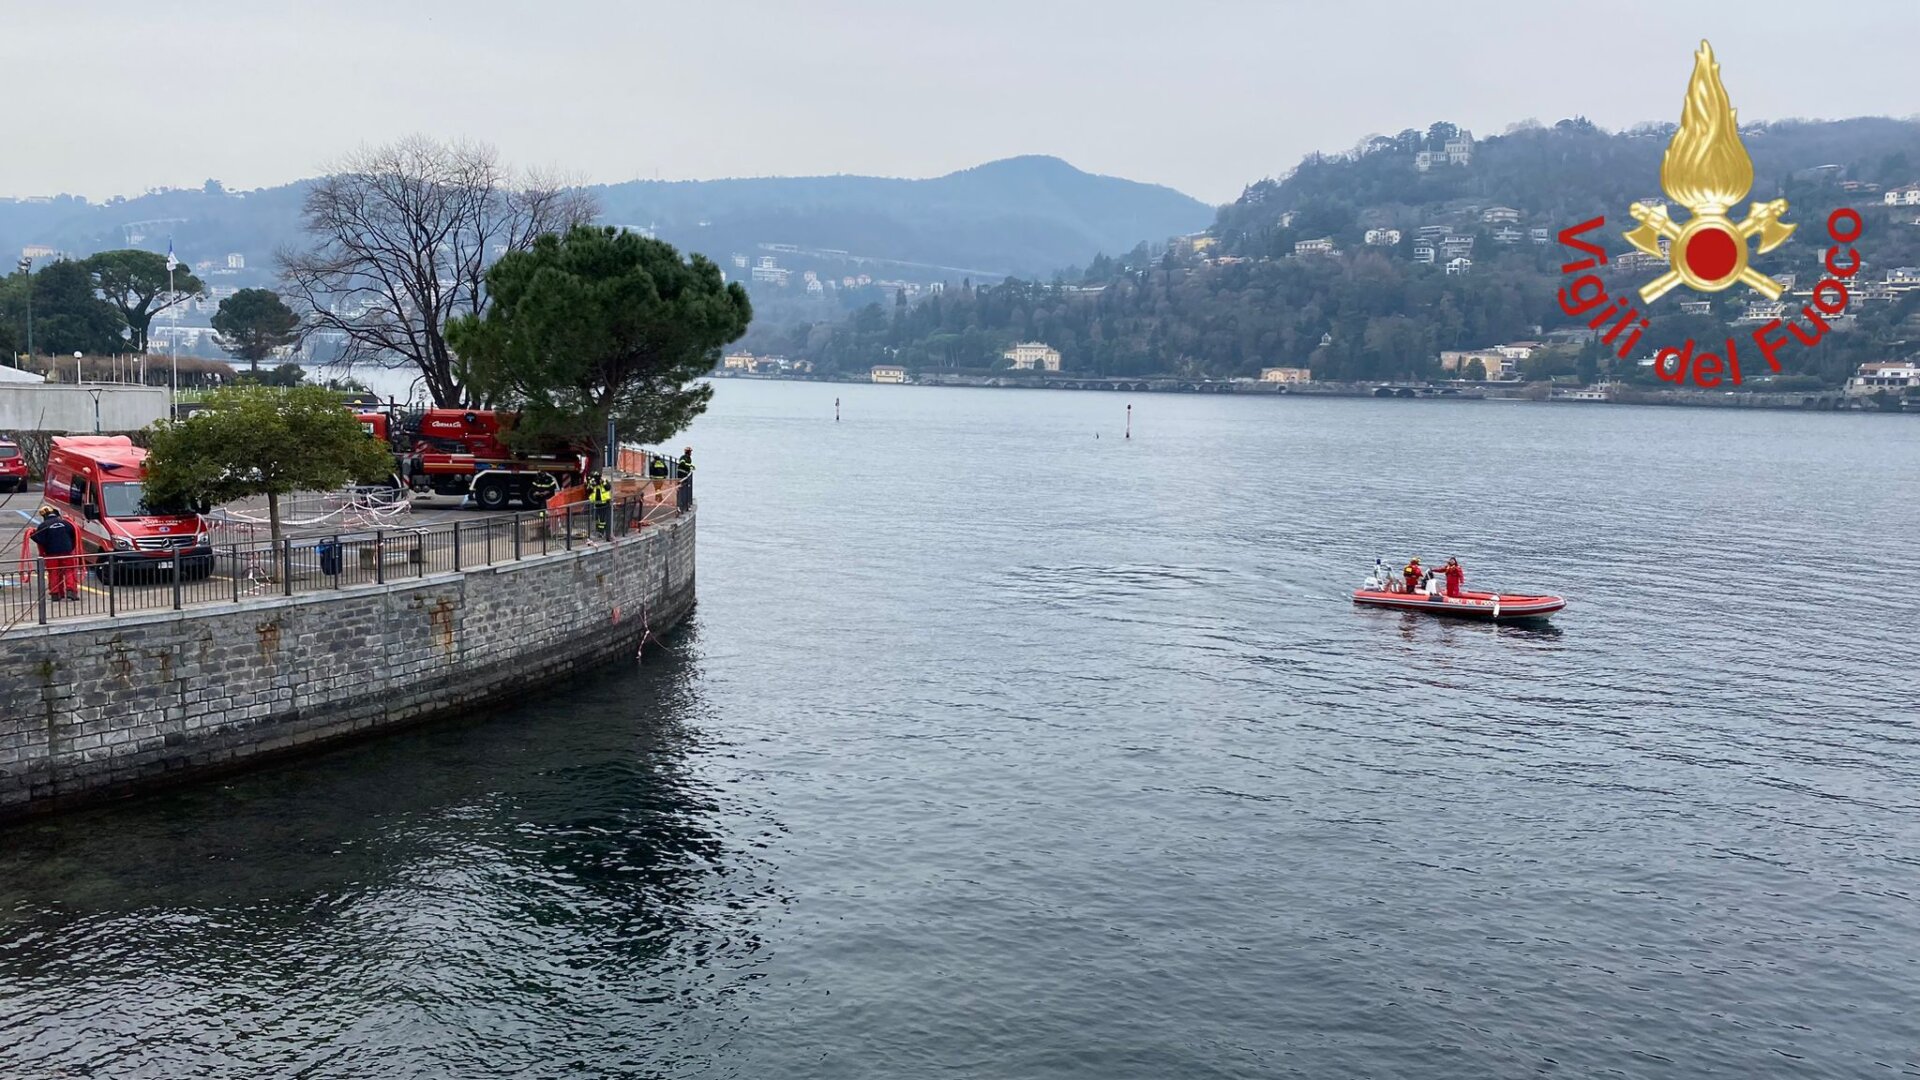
[0,439,28,492]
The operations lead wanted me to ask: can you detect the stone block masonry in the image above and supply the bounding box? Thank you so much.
[0,512,695,819]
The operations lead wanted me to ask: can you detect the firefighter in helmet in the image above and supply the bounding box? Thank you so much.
[529,471,558,514]
[585,472,613,537]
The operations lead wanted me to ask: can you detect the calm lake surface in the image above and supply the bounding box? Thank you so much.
[3,382,1918,1079]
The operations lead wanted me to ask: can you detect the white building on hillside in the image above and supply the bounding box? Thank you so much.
[1004,342,1062,371]
[1847,361,1920,395]
[871,365,907,384]
[1364,228,1402,246]
[1440,349,1509,378]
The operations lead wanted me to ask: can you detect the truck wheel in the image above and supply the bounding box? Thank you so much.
[475,477,510,511]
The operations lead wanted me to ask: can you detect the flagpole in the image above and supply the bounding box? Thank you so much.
[166,238,178,417]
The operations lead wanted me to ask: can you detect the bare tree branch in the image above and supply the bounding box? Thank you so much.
[276,136,601,406]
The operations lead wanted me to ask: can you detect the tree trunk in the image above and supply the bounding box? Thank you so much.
[268,491,281,547]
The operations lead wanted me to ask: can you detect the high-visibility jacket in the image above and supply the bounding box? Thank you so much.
[586,481,611,504]
[677,453,694,477]
[647,456,669,478]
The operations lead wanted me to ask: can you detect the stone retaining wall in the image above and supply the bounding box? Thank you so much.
[0,512,695,818]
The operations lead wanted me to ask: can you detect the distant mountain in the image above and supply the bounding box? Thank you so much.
[596,155,1212,278]
[0,156,1213,284]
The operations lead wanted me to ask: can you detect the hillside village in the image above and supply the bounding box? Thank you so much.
[754,118,1920,400]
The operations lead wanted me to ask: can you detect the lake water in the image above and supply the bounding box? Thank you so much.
[3,382,1918,1079]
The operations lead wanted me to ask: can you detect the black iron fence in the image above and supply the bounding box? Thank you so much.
[3,488,678,631]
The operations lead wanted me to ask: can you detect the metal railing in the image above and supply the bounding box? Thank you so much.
[2,485,684,631]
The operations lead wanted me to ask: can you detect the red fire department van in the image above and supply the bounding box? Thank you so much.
[0,439,27,492]
[41,436,213,582]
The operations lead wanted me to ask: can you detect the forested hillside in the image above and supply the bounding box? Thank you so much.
[769,118,1920,386]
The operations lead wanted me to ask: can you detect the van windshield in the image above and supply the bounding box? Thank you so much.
[0,446,18,460]
[101,482,190,519]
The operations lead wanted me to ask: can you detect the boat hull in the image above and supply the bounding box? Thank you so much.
[1352,588,1564,621]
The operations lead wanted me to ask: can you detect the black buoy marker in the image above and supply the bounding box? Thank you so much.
[835,397,841,423]
[1125,403,1131,440]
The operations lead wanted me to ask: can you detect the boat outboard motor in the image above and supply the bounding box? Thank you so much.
[1364,558,1387,591]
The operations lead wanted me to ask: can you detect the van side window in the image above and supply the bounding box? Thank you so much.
[68,478,85,507]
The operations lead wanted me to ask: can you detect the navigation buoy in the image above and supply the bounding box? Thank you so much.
[1125,403,1132,440]
[835,397,841,423]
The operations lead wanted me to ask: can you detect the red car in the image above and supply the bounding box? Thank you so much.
[0,440,27,493]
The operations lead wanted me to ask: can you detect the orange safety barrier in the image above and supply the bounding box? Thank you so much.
[616,446,651,474]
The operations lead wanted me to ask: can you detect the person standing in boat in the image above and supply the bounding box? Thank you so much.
[1402,557,1423,594]
[1442,556,1465,599]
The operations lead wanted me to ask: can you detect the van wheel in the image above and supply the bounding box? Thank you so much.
[474,478,510,511]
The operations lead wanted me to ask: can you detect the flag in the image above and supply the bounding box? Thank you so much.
[165,237,177,273]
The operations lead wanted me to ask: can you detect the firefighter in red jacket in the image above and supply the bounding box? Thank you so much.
[30,505,81,601]
[1402,557,1423,594]
[1442,556,1465,599]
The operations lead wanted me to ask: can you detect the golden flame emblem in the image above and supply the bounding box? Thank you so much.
[1624,41,1795,303]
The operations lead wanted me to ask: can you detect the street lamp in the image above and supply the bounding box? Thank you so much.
[14,256,31,364]
[86,387,102,434]
[74,350,83,386]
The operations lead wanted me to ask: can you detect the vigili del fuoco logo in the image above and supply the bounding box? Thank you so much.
[1554,40,1866,387]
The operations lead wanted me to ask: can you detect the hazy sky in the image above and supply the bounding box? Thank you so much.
[5,0,1916,206]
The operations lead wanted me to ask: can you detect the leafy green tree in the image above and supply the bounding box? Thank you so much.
[31,259,125,357]
[211,288,301,373]
[252,362,306,387]
[86,249,204,353]
[144,384,394,544]
[1522,348,1579,381]
[1462,358,1487,380]
[448,225,752,458]
[1576,338,1602,384]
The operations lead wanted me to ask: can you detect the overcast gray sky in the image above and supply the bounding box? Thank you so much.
[4,0,1915,205]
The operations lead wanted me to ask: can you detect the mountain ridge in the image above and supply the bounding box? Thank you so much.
[0,156,1213,283]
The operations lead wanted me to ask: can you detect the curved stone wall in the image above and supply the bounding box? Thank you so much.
[0,512,695,818]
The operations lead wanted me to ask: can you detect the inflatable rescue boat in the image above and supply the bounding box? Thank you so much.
[1353,562,1564,622]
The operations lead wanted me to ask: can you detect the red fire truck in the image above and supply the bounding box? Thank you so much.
[358,407,588,511]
